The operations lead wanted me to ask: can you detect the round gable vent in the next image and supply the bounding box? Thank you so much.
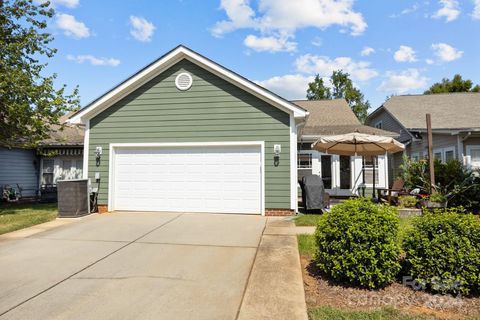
[175,72,193,91]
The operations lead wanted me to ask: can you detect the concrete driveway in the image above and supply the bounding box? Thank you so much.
[0,212,268,320]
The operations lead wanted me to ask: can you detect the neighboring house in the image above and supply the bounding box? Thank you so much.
[37,116,84,186]
[294,99,398,196]
[0,117,83,198]
[0,147,39,197]
[366,93,480,182]
[69,46,308,215]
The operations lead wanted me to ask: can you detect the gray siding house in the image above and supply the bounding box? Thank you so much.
[366,93,480,181]
[0,118,84,199]
[69,46,307,215]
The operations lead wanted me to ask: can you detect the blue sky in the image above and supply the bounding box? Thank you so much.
[43,0,480,111]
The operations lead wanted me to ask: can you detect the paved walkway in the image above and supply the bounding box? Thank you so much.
[0,212,307,320]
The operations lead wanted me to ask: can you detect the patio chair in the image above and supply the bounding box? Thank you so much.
[377,178,408,205]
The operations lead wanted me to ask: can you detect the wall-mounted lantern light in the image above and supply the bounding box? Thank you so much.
[95,146,102,159]
[95,146,102,166]
[273,144,281,167]
[274,144,281,156]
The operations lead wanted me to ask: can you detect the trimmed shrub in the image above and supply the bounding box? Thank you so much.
[403,207,480,295]
[314,198,401,289]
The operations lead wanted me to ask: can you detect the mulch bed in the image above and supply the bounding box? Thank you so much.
[301,256,480,320]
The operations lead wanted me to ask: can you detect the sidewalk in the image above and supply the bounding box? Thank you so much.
[237,218,308,320]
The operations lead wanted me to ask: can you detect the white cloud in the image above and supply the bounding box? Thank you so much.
[35,0,79,8]
[360,46,375,56]
[432,0,461,22]
[67,54,120,66]
[244,34,296,52]
[56,13,90,39]
[426,58,435,65]
[390,3,420,18]
[51,0,79,8]
[256,74,314,99]
[431,42,463,62]
[294,54,378,82]
[378,69,429,94]
[129,16,155,42]
[212,0,367,51]
[393,45,417,62]
[473,0,480,19]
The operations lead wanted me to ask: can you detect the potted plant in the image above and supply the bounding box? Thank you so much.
[422,192,448,208]
[398,195,418,208]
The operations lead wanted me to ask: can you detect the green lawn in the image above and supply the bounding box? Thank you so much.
[294,214,323,226]
[0,203,58,235]
[298,233,317,256]
[308,306,425,320]
[398,216,415,246]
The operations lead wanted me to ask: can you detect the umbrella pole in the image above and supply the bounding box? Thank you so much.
[372,155,376,200]
[362,156,366,197]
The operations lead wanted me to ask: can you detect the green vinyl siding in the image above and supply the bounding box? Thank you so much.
[89,59,291,209]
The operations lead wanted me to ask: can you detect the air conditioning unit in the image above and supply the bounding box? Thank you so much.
[57,179,90,217]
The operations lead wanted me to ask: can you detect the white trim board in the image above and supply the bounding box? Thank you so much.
[82,119,89,179]
[69,46,308,124]
[107,141,266,215]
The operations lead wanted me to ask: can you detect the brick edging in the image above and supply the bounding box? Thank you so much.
[265,208,295,216]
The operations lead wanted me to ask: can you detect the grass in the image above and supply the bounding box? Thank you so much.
[398,216,415,246]
[298,233,316,256]
[308,306,425,320]
[294,214,323,226]
[0,203,58,235]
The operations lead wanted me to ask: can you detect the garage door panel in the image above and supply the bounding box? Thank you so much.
[113,145,262,214]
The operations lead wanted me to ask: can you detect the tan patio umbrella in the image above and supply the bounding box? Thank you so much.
[311,132,405,199]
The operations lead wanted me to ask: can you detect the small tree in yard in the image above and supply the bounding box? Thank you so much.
[306,70,370,123]
[0,0,79,148]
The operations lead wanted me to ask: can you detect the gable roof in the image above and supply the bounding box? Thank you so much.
[373,93,480,131]
[40,114,84,146]
[69,45,307,124]
[292,99,398,138]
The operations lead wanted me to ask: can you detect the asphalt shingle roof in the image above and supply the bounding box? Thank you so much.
[381,93,480,130]
[39,114,84,146]
[292,99,398,137]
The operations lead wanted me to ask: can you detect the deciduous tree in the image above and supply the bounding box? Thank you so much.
[0,0,79,148]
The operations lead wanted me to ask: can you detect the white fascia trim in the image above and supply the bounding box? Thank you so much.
[82,119,89,179]
[107,141,266,215]
[290,114,298,211]
[69,46,307,124]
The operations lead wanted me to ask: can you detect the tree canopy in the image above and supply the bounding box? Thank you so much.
[424,74,480,94]
[0,0,79,148]
[306,70,370,123]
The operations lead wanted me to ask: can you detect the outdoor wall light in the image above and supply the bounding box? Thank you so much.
[95,146,102,159]
[95,146,102,166]
[274,144,281,156]
[274,144,281,167]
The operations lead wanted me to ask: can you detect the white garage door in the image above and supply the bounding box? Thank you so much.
[112,145,262,214]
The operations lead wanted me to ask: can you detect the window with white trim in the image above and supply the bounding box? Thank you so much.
[467,145,480,169]
[374,121,383,129]
[297,153,312,169]
[433,147,456,163]
[42,159,54,185]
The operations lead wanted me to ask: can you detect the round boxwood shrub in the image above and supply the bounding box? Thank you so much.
[314,198,401,289]
[403,207,480,295]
